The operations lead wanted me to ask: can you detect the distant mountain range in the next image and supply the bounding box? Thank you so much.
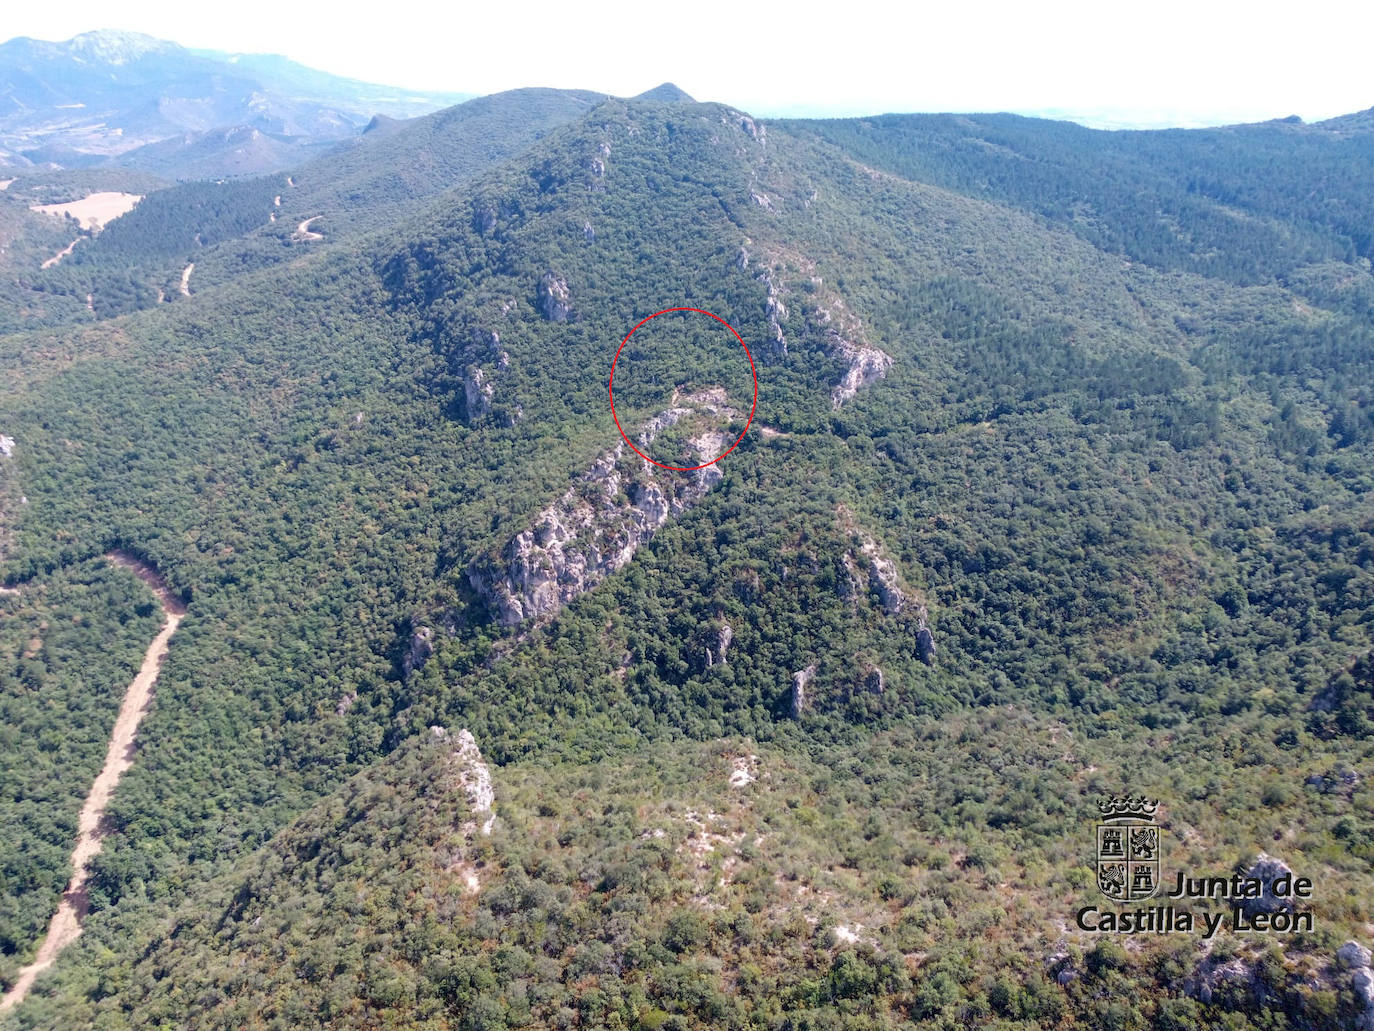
[0,30,474,177]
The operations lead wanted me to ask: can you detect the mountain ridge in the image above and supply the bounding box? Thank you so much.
[0,84,1372,1030]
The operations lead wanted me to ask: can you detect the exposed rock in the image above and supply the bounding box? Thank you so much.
[829,333,894,407]
[728,754,757,788]
[0,435,13,458]
[838,505,907,614]
[402,625,434,679]
[731,113,765,145]
[791,665,815,718]
[748,250,890,400]
[463,366,493,421]
[471,391,743,625]
[586,157,606,177]
[760,272,789,356]
[598,141,611,157]
[1353,967,1374,1031]
[583,220,595,241]
[1339,940,1372,970]
[1240,853,1297,916]
[736,245,750,270]
[917,626,937,666]
[451,728,495,836]
[473,206,497,235]
[538,272,572,322]
[750,191,774,210]
[1182,954,1263,1005]
[865,666,885,693]
[717,623,734,664]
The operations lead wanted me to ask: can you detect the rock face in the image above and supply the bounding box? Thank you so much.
[1355,968,1374,1031]
[402,625,434,679]
[471,391,742,626]
[747,250,889,402]
[827,323,894,407]
[706,621,734,668]
[760,270,788,357]
[838,505,907,614]
[865,666,885,693]
[450,728,495,836]
[538,273,572,322]
[717,623,733,664]
[1241,853,1296,916]
[916,625,937,666]
[1340,941,1373,971]
[791,665,815,718]
[463,366,493,420]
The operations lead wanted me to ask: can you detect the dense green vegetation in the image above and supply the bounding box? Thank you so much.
[785,113,1374,284]
[0,94,1372,1028]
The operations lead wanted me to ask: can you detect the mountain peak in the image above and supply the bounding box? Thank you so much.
[66,29,173,65]
[634,82,694,103]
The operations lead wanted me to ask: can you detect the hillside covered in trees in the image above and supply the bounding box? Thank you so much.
[0,89,1372,1029]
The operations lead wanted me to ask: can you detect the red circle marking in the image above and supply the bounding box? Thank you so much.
[609,307,757,471]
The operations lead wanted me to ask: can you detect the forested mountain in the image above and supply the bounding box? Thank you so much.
[0,30,472,177]
[0,86,1372,1030]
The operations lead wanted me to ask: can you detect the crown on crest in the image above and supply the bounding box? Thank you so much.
[1096,796,1159,818]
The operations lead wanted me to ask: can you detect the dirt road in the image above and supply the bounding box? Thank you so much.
[0,553,185,1012]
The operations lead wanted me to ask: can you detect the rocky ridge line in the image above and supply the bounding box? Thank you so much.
[470,390,743,625]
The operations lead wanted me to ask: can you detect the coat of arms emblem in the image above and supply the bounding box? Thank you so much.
[1096,797,1162,901]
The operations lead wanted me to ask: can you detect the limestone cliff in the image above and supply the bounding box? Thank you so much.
[748,247,891,403]
[470,390,742,626]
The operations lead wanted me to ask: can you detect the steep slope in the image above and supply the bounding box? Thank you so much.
[1,97,1373,1029]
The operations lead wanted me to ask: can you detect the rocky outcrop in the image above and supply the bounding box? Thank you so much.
[916,623,936,666]
[865,666,884,693]
[760,270,788,357]
[838,505,937,663]
[818,297,893,407]
[1181,953,1264,1006]
[1341,941,1373,971]
[706,621,734,668]
[1241,853,1296,916]
[538,273,572,322]
[1342,941,1374,1030]
[791,665,815,718]
[463,366,493,420]
[748,250,889,401]
[402,625,434,680]
[435,726,495,837]
[0,435,13,458]
[583,220,596,241]
[730,112,765,146]
[471,391,742,626]
[838,505,907,614]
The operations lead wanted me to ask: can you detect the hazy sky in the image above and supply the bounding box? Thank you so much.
[4,0,1372,128]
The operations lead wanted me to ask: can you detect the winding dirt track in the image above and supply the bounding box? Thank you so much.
[0,553,185,1012]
